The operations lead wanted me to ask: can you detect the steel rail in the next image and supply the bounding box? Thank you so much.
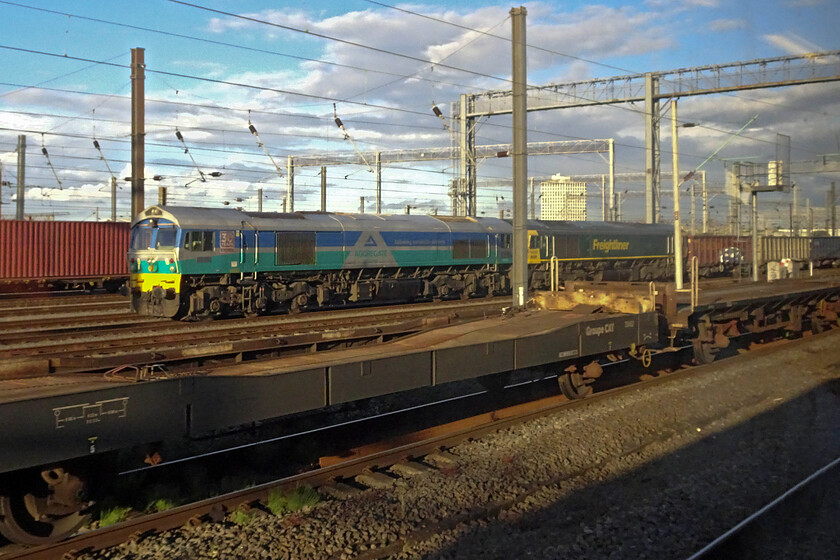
[685,454,840,560]
[0,299,506,378]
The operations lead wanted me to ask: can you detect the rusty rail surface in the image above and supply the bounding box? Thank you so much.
[0,298,507,379]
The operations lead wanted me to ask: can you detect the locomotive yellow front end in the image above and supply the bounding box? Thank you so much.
[128,207,183,318]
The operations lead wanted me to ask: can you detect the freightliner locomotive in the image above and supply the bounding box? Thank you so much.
[127,206,674,319]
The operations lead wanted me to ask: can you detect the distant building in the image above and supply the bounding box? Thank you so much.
[540,175,586,221]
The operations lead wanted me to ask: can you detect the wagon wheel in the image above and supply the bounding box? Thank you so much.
[692,338,716,364]
[811,314,832,334]
[0,468,91,545]
[558,372,593,399]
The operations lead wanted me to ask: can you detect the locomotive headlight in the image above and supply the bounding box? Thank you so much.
[169,265,175,272]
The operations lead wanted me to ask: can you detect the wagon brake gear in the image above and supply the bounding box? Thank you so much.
[557,363,595,399]
[628,343,653,368]
[0,468,91,545]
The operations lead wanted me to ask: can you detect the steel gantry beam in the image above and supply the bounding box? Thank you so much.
[455,50,840,224]
[457,51,840,116]
[284,139,612,215]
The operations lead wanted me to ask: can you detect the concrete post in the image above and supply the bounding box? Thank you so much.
[608,138,615,221]
[644,73,660,224]
[111,176,117,221]
[511,6,528,309]
[320,166,327,212]
[530,177,535,220]
[671,100,683,290]
[702,171,708,234]
[375,152,382,214]
[726,162,741,235]
[751,191,759,282]
[15,135,25,220]
[130,48,145,218]
[459,94,468,217]
[690,181,696,235]
[601,175,606,222]
[286,156,294,212]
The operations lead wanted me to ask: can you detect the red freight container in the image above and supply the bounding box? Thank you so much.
[684,235,753,275]
[0,220,129,287]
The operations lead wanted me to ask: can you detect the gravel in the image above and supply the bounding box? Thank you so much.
[82,331,840,560]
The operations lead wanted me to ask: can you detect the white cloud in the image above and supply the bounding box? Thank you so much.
[709,18,746,32]
[763,32,825,55]
[2,2,837,220]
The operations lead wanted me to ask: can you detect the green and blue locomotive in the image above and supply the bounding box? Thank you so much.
[127,206,673,319]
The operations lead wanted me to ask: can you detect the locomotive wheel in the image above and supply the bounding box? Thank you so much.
[558,372,593,399]
[0,469,90,545]
[290,293,309,313]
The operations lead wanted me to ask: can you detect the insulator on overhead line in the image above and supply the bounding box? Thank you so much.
[41,147,48,156]
[93,139,101,150]
[334,117,344,129]
[175,130,184,142]
[208,171,223,178]
[248,124,258,135]
[432,105,443,117]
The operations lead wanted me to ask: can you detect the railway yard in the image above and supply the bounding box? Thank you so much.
[1,273,840,559]
[1,2,838,558]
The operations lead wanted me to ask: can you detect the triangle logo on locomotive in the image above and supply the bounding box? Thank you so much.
[344,231,398,266]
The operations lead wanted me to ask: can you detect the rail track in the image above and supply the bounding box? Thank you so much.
[2,322,828,560]
[0,297,508,378]
[0,298,128,323]
[686,454,840,560]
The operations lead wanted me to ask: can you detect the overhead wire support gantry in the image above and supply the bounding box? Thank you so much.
[454,50,840,222]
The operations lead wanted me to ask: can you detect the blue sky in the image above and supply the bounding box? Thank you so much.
[0,0,838,224]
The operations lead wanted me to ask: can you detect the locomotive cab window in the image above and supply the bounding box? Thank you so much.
[130,218,178,250]
[155,226,178,249]
[130,227,154,250]
[183,231,215,252]
[276,232,316,265]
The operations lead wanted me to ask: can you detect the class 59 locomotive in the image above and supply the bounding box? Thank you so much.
[127,206,676,320]
[127,206,519,319]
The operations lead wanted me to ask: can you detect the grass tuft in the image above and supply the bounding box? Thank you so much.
[266,486,321,516]
[145,498,177,513]
[99,506,132,528]
[230,507,255,526]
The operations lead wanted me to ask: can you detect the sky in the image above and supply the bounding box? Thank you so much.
[0,0,838,227]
